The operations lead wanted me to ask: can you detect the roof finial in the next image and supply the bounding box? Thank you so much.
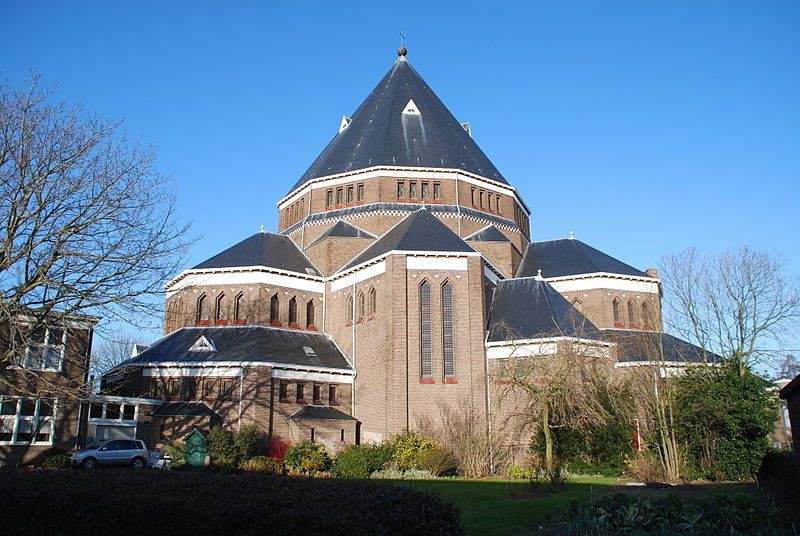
[535,269,544,281]
[259,224,265,233]
[397,31,407,58]
[569,231,575,240]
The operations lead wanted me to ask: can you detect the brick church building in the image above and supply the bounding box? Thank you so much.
[100,48,709,453]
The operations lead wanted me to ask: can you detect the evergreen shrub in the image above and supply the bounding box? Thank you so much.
[332,443,393,478]
[284,441,332,474]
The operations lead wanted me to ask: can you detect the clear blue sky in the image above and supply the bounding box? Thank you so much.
[2,1,799,349]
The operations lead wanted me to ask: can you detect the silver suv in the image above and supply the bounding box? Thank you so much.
[66,439,149,470]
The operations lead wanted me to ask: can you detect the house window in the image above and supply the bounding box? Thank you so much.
[612,298,622,325]
[89,402,103,419]
[420,281,432,378]
[409,181,418,199]
[628,300,637,327]
[422,182,430,200]
[397,181,406,199]
[270,294,280,325]
[306,300,316,328]
[326,189,334,208]
[642,301,653,328]
[196,294,209,324]
[234,292,246,323]
[186,377,198,399]
[0,398,56,445]
[219,378,235,400]
[288,297,298,325]
[336,188,344,206]
[471,188,476,206]
[347,185,354,204]
[106,403,121,419]
[488,194,493,211]
[296,383,307,404]
[346,294,353,324]
[313,384,323,405]
[442,282,455,378]
[433,182,441,200]
[279,381,289,403]
[123,405,135,420]
[151,379,167,399]
[368,287,376,318]
[168,379,181,399]
[329,385,339,406]
[17,326,65,371]
[496,196,502,214]
[357,183,365,202]
[215,293,227,323]
[202,378,216,398]
[356,291,365,322]
[479,190,485,209]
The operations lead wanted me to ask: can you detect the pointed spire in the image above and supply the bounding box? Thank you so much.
[535,268,544,280]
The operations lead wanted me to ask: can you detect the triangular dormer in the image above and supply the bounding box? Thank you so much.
[339,115,352,133]
[402,99,420,116]
[189,335,216,352]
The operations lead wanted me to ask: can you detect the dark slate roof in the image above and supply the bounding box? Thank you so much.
[282,203,518,236]
[305,220,376,249]
[603,330,722,363]
[289,57,507,194]
[487,277,600,342]
[289,406,356,421]
[125,326,353,371]
[517,239,649,279]
[339,208,475,272]
[152,402,219,418]
[192,232,320,276]
[465,225,510,243]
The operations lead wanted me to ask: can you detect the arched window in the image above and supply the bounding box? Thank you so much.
[642,301,653,329]
[442,281,455,378]
[627,300,637,327]
[306,300,316,328]
[420,281,432,378]
[368,287,376,318]
[571,299,583,313]
[215,293,227,323]
[234,292,246,323]
[356,291,365,322]
[612,298,622,325]
[270,294,280,325]
[196,294,209,324]
[288,297,298,325]
[346,294,353,325]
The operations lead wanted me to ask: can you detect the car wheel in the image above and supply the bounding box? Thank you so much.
[81,457,97,470]
[131,457,145,470]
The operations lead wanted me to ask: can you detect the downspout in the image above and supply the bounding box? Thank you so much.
[351,276,357,418]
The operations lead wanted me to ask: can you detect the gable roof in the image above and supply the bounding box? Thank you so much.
[487,277,600,343]
[289,55,507,194]
[338,208,474,272]
[192,232,320,276]
[516,238,649,279]
[465,225,510,243]
[305,220,376,249]
[289,406,356,421]
[123,326,353,372]
[604,330,722,363]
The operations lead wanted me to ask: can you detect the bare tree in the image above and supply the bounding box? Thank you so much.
[90,331,144,381]
[0,74,193,397]
[660,247,800,375]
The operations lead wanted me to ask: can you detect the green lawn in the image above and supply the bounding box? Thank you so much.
[389,476,618,536]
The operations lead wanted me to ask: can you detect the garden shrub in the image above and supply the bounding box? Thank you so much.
[506,464,537,480]
[0,470,464,535]
[207,427,238,468]
[233,424,262,461]
[284,441,332,474]
[417,446,457,476]
[240,456,283,475]
[268,437,290,462]
[388,432,438,470]
[40,448,66,469]
[332,443,393,478]
[163,440,186,470]
[371,466,436,480]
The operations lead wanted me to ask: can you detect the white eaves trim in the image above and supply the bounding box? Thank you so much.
[530,272,661,295]
[332,250,482,281]
[166,266,326,296]
[128,361,355,377]
[485,336,615,348]
[272,369,354,384]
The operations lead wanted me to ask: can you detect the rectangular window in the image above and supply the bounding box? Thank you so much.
[442,283,455,378]
[202,378,217,398]
[313,384,323,405]
[106,403,121,420]
[122,405,136,421]
[357,183,365,201]
[496,196,502,214]
[279,381,289,403]
[219,378,235,400]
[329,385,339,406]
[488,194,493,211]
[479,190,485,209]
[421,182,430,200]
[347,185,354,204]
[89,402,103,419]
[409,181,418,199]
[0,398,55,445]
[169,379,181,399]
[186,377,198,400]
[17,325,65,371]
[326,189,334,208]
[433,182,441,200]
[296,383,307,404]
[420,282,432,377]
[397,181,406,199]
[471,188,476,206]
[336,188,344,206]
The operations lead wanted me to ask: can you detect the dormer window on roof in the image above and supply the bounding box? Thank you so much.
[402,98,420,116]
[189,335,216,352]
[339,116,352,133]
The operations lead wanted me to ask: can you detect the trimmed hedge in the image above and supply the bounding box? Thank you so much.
[332,443,393,478]
[0,470,464,535]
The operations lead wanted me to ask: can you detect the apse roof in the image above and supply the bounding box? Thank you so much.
[290,406,356,421]
[465,225,511,243]
[305,220,376,249]
[125,326,353,371]
[338,208,475,272]
[192,231,320,276]
[516,238,649,279]
[487,277,600,343]
[290,53,507,194]
[604,330,722,363]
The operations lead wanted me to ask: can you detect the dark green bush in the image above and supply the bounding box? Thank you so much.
[284,441,332,474]
[233,424,262,461]
[0,470,464,535]
[40,448,66,469]
[207,427,238,469]
[162,440,186,469]
[240,456,283,475]
[332,443,393,478]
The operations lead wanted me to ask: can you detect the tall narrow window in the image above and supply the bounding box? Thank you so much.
[196,294,209,324]
[270,294,280,325]
[397,181,406,199]
[326,189,334,208]
[357,183,365,201]
[409,181,418,199]
[488,193,493,211]
[313,384,323,405]
[296,383,307,404]
[421,182,430,200]
[356,291,365,322]
[336,188,344,206]
[471,188,476,206]
[347,185,354,204]
[288,297,298,325]
[433,182,441,200]
[346,294,353,325]
[420,281,432,378]
[234,292,246,323]
[306,300,316,328]
[329,385,339,405]
[642,301,653,328]
[627,300,637,327]
[368,287,376,318]
[215,293,227,323]
[442,281,455,378]
[496,196,502,214]
[479,190,485,209]
[612,298,622,325]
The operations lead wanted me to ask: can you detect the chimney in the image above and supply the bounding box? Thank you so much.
[645,268,659,279]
